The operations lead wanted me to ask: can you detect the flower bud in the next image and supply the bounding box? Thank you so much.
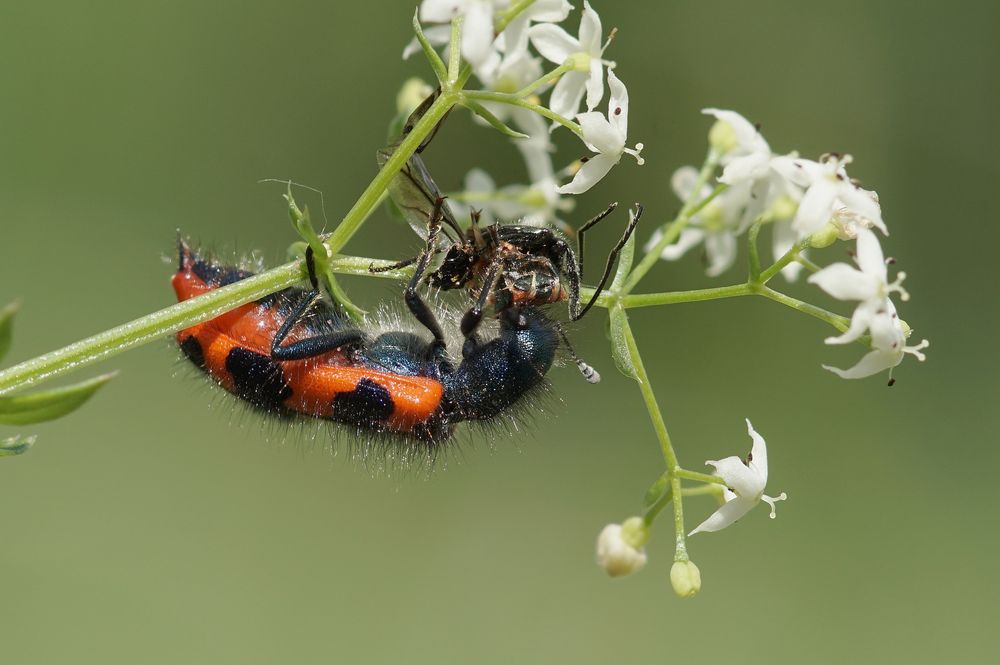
[808,222,840,248]
[396,77,434,116]
[596,520,648,578]
[670,560,702,598]
[708,119,738,155]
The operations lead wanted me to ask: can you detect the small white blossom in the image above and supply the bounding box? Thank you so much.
[420,0,503,68]
[778,153,886,238]
[645,166,750,277]
[704,108,772,185]
[557,69,644,195]
[529,1,614,119]
[596,518,648,577]
[689,419,787,536]
[809,227,909,346]
[809,228,928,379]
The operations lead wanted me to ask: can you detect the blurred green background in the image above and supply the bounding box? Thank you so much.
[1,1,996,663]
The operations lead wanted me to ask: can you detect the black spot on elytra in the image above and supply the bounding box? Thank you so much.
[225,347,292,409]
[179,336,205,369]
[331,378,394,427]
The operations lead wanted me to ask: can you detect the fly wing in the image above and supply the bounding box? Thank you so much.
[377,146,461,243]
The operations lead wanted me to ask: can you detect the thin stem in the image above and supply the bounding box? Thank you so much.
[796,255,822,273]
[515,62,573,98]
[447,16,463,85]
[682,484,723,497]
[461,91,581,135]
[759,240,809,283]
[675,469,725,485]
[747,219,763,282]
[621,153,722,294]
[412,9,448,83]
[323,91,456,254]
[0,262,302,396]
[618,310,688,559]
[755,285,850,332]
[618,283,752,309]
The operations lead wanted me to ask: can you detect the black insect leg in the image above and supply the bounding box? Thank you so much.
[403,198,449,351]
[553,322,601,384]
[576,202,620,279]
[570,203,643,321]
[460,254,505,358]
[270,290,365,361]
[369,255,419,273]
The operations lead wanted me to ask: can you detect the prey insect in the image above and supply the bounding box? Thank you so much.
[372,90,643,380]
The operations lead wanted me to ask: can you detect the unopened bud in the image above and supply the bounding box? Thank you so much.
[596,519,648,578]
[809,222,840,248]
[670,560,702,598]
[708,120,738,155]
[396,77,434,116]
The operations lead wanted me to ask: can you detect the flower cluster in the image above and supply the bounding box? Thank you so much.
[408,0,644,227]
[646,108,928,381]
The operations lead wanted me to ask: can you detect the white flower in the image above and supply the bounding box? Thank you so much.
[809,228,929,379]
[808,227,909,346]
[704,108,772,185]
[645,166,750,277]
[778,153,886,238]
[529,0,614,119]
[689,419,787,536]
[821,300,929,379]
[557,69,644,195]
[596,518,648,577]
[420,0,504,68]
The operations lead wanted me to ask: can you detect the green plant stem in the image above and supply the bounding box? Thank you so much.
[615,283,753,308]
[515,62,573,98]
[747,219,763,282]
[759,240,809,283]
[618,310,688,560]
[675,469,724,485]
[447,16,463,85]
[323,92,457,255]
[755,285,850,332]
[461,91,581,135]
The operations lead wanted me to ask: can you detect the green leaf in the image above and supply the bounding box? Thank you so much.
[462,101,530,139]
[608,306,638,381]
[0,300,20,363]
[643,472,672,513]
[0,372,116,426]
[609,214,637,291]
[0,435,35,457]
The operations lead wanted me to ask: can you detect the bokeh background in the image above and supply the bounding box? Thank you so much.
[2,1,996,663]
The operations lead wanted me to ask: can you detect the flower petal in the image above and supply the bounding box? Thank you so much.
[689,496,757,535]
[823,347,903,379]
[705,231,737,277]
[585,58,605,112]
[702,108,770,155]
[824,299,879,345]
[420,0,470,22]
[461,0,497,67]
[794,177,837,236]
[837,184,886,235]
[556,152,617,194]
[547,70,587,121]
[647,227,705,260]
[527,23,579,64]
[854,227,887,283]
[808,263,879,302]
[525,0,573,23]
[745,419,768,484]
[706,455,762,498]
[605,68,627,135]
[719,151,770,185]
[577,112,622,155]
[670,165,702,202]
[578,0,603,54]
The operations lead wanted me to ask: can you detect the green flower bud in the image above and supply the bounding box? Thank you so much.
[670,560,702,598]
[396,77,433,116]
[809,222,840,248]
[708,120,738,155]
[620,516,650,549]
